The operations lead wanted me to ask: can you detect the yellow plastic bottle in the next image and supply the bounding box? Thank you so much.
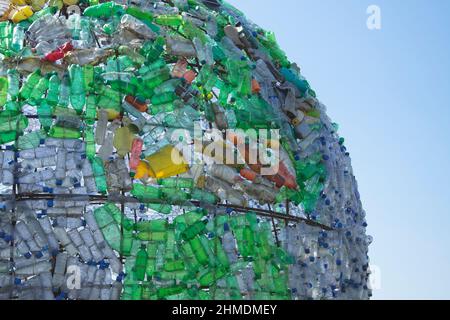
[144,145,189,179]
[9,6,33,23]
[134,161,151,180]
[11,0,28,6]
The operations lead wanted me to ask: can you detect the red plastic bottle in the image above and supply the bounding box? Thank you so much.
[130,138,144,170]
[44,42,73,62]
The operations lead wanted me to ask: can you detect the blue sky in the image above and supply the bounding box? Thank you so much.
[226,0,450,299]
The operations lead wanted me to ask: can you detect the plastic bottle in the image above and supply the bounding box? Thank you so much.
[69,64,86,114]
[130,138,143,170]
[6,69,19,100]
[19,69,42,100]
[95,109,108,146]
[91,157,107,194]
[46,73,61,106]
[98,121,120,161]
[154,14,183,27]
[83,1,124,18]
[113,126,135,157]
[58,74,70,108]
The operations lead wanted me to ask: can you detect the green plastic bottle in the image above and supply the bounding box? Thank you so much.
[154,14,183,27]
[46,73,60,106]
[158,177,194,189]
[198,267,227,287]
[141,37,165,63]
[126,6,154,26]
[118,46,146,66]
[6,69,19,100]
[161,187,191,203]
[121,230,134,256]
[30,75,49,105]
[131,184,162,203]
[19,69,42,100]
[0,77,8,107]
[181,220,207,241]
[134,245,148,281]
[147,203,172,215]
[69,64,86,114]
[191,188,218,204]
[156,285,186,299]
[48,126,81,139]
[83,1,124,18]
[137,231,167,242]
[83,65,94,92]
[84,95,97,125]
[142,69,171,91]
[0,112,28,132]
[189,236,209,266]
[85,126,96,159]
[94,206,121,251]
[106,202,135,231]
[137,219,168,233]
[16,130,45,150]
[91,157,107,194]
[36,101,52,131]
[0,131,18,144]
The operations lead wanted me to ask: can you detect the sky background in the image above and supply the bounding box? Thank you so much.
[226,0,450,299]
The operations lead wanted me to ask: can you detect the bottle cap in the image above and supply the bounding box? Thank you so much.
[55,292,67,300]
[56,180,63,186]
[99,260,110,270]
[47,200,54,208]
[43,187,54,193]
[40,139,45,145]
[14,278,21,285]
[116,272,126,282]
[24,252,32,259]
[223,223,230,231]
[35,251,43,258]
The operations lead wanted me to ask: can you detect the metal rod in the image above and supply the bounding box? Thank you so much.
[0,192,333,231]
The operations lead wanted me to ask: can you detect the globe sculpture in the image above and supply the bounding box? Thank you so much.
[0,0,372,300]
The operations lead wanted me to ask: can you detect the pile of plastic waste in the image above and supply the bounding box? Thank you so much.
[0,0,372,300]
